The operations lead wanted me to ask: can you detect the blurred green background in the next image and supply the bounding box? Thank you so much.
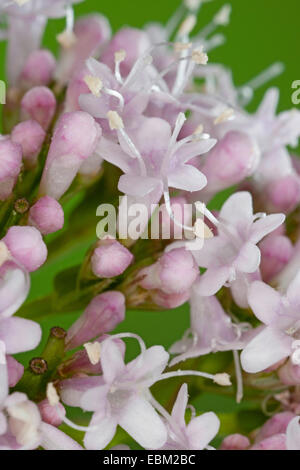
[0,0,300,446]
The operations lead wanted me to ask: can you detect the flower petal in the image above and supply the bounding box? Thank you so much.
[234,243,261,273]
[241,327,292,373]
[171,384,188,428]
[187,412,220,450]
[219,191,253,226]
[197,267,231,296]
[96,137,131,173]
[84,412,117,450]
[250,214,285,244]
[286,271,300,308]
[118,174,161,197]
[168,165,207,192]
[0,317,41,354]
[101,338,125,384]
[119,394,167,449]
[286,417,300,450]
[40,423,83,450]
[248,281,282,324]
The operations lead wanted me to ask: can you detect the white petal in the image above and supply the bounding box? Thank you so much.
[286,417,300,450]
[234,243,261,273]
[197,267,230,296]
[286,271,300,308]
[40,423,83,450]
[248,281,282,324]
[187,412,220,450]
[118,174,161,197]
[168,165,207,192]
[0,317,41,354]
[250,214,285,244]
[101,339,125,384]
[171,384,188,428]
[219,191,253,226]
[241,327,292,373]
[84,412,117,450]
[119,395,167,449]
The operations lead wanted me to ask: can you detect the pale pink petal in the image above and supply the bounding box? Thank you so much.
[96,138,131,173]
[187,412,220,450]
[101,339,125,384]
[119,394,167,449]
[40,423,83,450]
[286,272,300,308]
[0,263,30,319]
[219,191,253,226]
[168,165,207,192]
[197,267,231,296]
[248,281,282,324]
[174,139,217,165]
[286,417,300,450]
[0,317,41,354]
[118,174,161,197]
[234,243,261,273]
[250,214,285,245]
[84,412,117,450]
[241,327,292,373]
[171,384,188,428]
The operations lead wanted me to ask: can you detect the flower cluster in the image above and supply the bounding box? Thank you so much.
[0,0,300,451]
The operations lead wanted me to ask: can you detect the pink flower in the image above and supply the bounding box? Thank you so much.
[0,138,22,201]
[91,239,133,278]
[241,273,300,373]
[21,86,56,130]
[11,119,46,168]
[29,196,64,235]
[159,384,220,450]
[194,191,285,297]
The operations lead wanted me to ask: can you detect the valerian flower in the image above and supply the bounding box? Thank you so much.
[241,273,300,374]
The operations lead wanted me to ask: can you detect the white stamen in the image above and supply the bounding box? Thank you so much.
[174,42,192,53]
[114,50,126,84]
[115,49,127,63]
[184,0,202,11]
[178,15,197,37]
[194,124,204,135]
[192,46,208,65]
[84,75,103,97]
[193,218,214,239]
[213,373,232,386]
[214,4,232,26]
[46,383,60,407]
[107,110,124,130]
[195,201,220,227]
[214,107,235,124]
[0,242,10,267]
[110,333,147,355]
[84,342,101,365]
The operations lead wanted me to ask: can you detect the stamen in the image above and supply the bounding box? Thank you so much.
[238,62,285,105]
[152,370,231,386]
[198,4,231,38]
[109,333,147,355]
[114,49,126,84]
[84,75,103,97]
[195,201,220,227]
[107,110,124,130]
[174,42,192,53]
[84,342,101,365]
[192,46,208,65]
[233,350,243,403]
[178,15,197,38]
[57,6,76,48]
[214,107,235,124]
[46,382,60,407]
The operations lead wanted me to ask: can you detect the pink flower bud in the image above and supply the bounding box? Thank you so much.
[220,434,250,450]
[57,15,111,83]
[251,434,286,450]
[256,412,295,442]
[65,67,90,112]
[259,235,294,282]
[38,399,66,427]
[0,138,22,200]
[21,50,56,87]
[39,111,101,200]
[21,86,56,130]
[29,196,64,235]
[139,248,199,295]
[152,290,191,309]
[278,360,300,385]
[91,239,133,278]
[6,355,24,387]
[65,291,126,350]
[3,226,48,272]
[202,131,260,193]
[11,120,46,168]
[101,28,151,77]
[265,174,300,213]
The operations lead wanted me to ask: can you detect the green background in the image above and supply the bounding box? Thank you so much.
[1,0,300,446]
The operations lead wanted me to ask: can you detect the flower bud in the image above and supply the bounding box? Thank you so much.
[21,50,56,87]
[259,235,293,282]
[11,120,46,168]
[255,412,295,442]
[151,290,191,309]
[3,226,47,272]
[91,239,133,278]
[6,355,24,387]
[65,291,126,350]
[202,131,260,193]
[38,399,66,427]
[265,174,300,213]
[21,86,56,130]
[139,248,199,295]
[220,434,250,450]
[39,111,101,200]
[57,15,111,84]
[0,138,22,200]
[101,27,151,77]
[29,196,64,235]
[251,434,286,450]
[278,360,300,385]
